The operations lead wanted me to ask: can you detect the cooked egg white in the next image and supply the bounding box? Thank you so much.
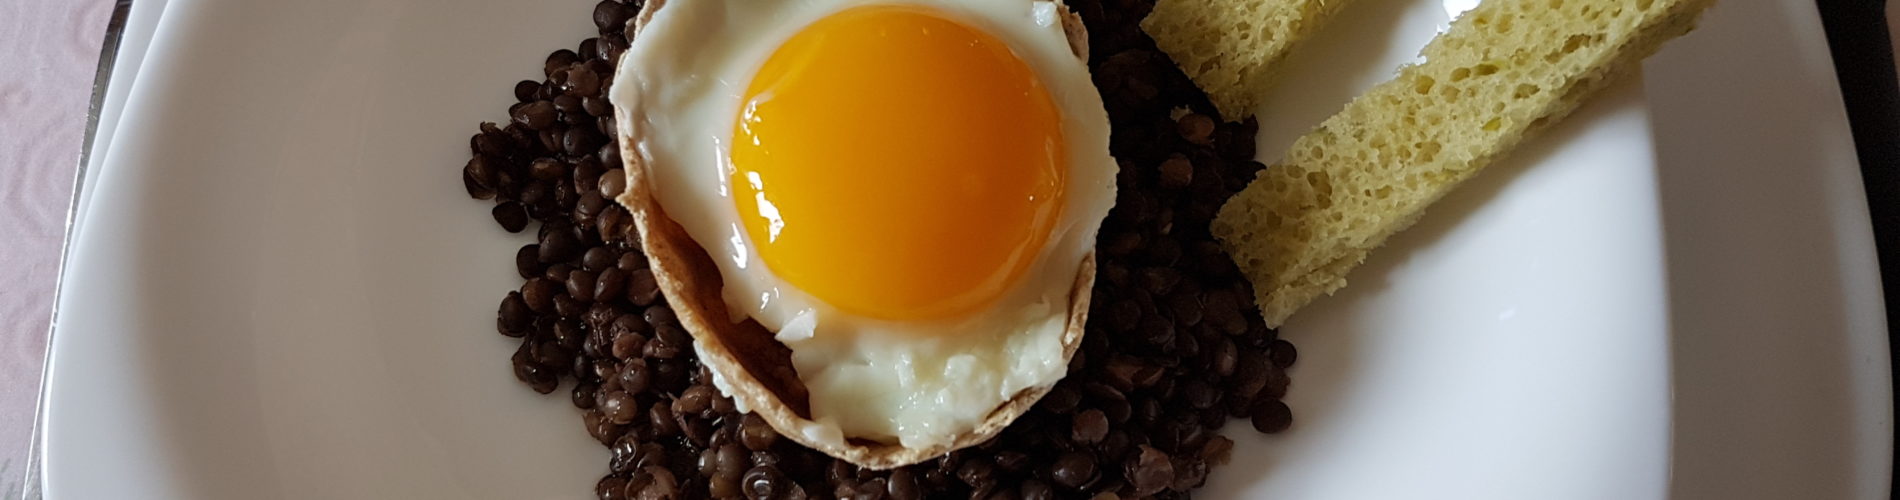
[611,0,1114,449]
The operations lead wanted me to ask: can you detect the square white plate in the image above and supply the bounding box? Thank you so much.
[40,0,1891,498]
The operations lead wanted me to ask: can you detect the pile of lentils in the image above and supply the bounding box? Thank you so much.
[460,0,1296,498]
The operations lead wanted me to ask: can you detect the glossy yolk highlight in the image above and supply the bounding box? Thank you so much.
[731,6,1067,322]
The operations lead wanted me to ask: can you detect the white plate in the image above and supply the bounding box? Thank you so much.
[40,0,1891,498]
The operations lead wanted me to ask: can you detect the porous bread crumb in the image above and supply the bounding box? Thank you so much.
[1212,0,1716,327]
[1141,0,1352,121]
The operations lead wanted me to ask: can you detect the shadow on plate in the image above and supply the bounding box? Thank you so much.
[1646,1,1890,498]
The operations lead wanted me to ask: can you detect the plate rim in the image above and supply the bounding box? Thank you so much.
[30,0,1892,498]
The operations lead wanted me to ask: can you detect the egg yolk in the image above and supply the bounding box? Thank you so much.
[731,6,1067,322]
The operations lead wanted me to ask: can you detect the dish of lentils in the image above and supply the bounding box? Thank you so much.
[458,0,1298,498]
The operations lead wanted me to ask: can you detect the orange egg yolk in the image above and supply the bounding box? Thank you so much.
[730,6,1067,322]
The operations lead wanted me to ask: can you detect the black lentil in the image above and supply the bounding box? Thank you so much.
[460,0,1299,498]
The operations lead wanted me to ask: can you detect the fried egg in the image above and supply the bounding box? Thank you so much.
[609,0,1114,466]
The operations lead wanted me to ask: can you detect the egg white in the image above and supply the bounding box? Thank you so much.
[611,0,1115,448]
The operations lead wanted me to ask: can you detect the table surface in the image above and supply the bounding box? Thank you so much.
[0,0,1893,496]
[1,0,111,495]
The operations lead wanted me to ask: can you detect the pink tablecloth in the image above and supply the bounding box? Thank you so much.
[0,0,111,493]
